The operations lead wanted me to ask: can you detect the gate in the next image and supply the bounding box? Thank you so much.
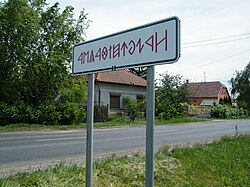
[94,104,108,122]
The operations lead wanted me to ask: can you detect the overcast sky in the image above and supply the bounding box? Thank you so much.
[48,0,250,91]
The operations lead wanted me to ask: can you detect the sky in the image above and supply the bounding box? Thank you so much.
[48,0,250,92]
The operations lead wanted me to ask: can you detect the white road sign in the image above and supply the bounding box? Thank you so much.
[72,16,180,75]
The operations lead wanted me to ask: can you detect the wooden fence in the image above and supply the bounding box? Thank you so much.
[94,104,109,122]
[83,104,109,122]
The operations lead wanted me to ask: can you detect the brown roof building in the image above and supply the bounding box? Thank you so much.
[83,70,147,114]
[187,81,230,106]
[95,70,147,87]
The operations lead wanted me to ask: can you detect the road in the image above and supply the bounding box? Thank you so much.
[0,119,250,177]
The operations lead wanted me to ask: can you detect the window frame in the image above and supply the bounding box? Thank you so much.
[110,93,121,109]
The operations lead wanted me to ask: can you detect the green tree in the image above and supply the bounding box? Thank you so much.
[230,62,250,111]
[0,0,89,105]
[129,67,147,79]
[156,72,188,120]
[58,77,87,104]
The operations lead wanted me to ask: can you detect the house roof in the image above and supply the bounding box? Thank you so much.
[187,81,227,98]
[95,70,147,87]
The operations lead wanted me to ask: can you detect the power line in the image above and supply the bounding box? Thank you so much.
[183,32,250,45]
[183,36,250,48]
[173,48,250,73]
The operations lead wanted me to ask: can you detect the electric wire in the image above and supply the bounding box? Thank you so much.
[183,32,250,45]
[183,36,250,48]
[173,48,250,73]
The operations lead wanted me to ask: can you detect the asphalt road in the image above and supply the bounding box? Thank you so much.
[0,119,250,176]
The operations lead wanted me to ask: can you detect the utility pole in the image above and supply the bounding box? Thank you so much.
[204,72,206,82]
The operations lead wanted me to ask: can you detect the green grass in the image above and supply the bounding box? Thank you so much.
[95,117,146,127]
[156,116,211,125]
[0,116,211,133]
[0,123,87,133]
[166,135,250,186]
[1,135,249,186]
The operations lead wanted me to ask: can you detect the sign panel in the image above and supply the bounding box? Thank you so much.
[72,16,180,75]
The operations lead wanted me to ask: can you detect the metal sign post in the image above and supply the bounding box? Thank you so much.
[86,73,95,187]
[145,66,155,187]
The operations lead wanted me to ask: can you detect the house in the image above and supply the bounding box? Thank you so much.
[93,70,147,114]
[187,81,230,106]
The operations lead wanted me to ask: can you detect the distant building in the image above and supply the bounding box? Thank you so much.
[186,81,230,106]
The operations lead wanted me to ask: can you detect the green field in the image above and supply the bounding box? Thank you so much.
[1,135,249,187]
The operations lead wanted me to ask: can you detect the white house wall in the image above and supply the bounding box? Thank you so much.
[95,82,146,112]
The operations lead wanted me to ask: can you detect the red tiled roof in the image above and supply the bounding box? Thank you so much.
[95,70,147,87]
[187,81,227,98]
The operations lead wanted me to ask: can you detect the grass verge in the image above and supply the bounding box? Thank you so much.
[0,123,87,133]
[156,116,211,125]
[1,135,249,186]
[0,116,211,133]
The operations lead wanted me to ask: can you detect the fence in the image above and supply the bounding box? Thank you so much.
[184,105,250,117]
[94,104,109,122]
[184,105,211,116]
[83,104,109,123]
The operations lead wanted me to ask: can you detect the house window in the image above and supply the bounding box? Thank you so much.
[110,94,121,109]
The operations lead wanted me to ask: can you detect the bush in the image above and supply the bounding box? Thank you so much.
[123,97,145,121]
[0,102,19,125]
[17,102,40,124]
[123,97,137,121]
[37,104,61,125]
[0,102,86,126]
[156,101,184,120]
[37,103,86,125]
[210,104,246,119]
[57,103,85,125]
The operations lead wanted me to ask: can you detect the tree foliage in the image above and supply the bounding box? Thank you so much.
[230,62,250,110]
[129,67,147,79]
[0,0,89,105]
[0,0,89,125]
[156,72,188,120]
